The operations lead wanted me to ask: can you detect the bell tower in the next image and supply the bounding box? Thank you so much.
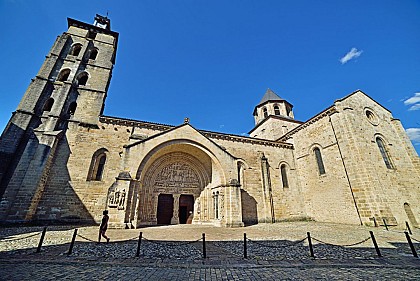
[249,89,302,140]
[0,15,118,222]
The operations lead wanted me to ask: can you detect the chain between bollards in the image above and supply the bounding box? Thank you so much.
[202,233,206,259]
[36,227,47,253]
[244,233,247,259]
[68,229,78,255]
[307,232,314,258]
[404,231,418,258]
[369,231,381,257]
[135,232,143,257]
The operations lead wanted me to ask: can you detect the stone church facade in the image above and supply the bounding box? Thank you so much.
[0,16,419,228]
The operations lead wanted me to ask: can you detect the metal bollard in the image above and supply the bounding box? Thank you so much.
[36,227,47,253]
[136,232,143,257]
[244,233,247,259]
[307,232,314,258]
[202,233,206,259]
[382,219,388,231]
[68,229,78,255]
[369,231,382,257]
[406,221,412,235]
[404,232,418,258]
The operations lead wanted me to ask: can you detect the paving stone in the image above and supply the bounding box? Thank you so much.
[0,222,419,280]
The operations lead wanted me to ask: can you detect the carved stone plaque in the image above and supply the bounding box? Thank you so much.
[154,162,200,188]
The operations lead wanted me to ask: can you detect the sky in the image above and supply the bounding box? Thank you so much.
[0,0,419,154]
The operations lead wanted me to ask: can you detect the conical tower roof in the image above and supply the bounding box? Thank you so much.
[257,88,284,106]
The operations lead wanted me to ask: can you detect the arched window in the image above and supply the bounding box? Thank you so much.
[43,98,54,112]
[376,137,393,169]
[77,72,88,86]
[280,164,289,188]
[57,69,71,82]
[89,48,98,60]
[70,43,82,56]
[87,149,108,181]
[68,102,77,115]
[286,106,291,117]
[314,147,326,175]
[274,105,280,116]
[263,107,268,118]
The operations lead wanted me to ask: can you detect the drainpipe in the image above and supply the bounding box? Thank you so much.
[329,115,363,225]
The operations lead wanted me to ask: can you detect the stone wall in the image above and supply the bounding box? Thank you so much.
[331,91,420,226]
[284,110,362,225]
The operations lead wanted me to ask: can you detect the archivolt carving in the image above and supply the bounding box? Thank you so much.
[142,152,211,192]
[155,162,200,188]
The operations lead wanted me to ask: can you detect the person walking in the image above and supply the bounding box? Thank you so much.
[98,210,110,243]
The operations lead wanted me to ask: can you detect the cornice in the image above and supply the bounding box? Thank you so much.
[100,115,293,149]
[278,106,337,141]
[100,116,174,131]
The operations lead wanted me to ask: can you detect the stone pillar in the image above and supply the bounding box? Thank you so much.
[192,197,201,224]
[261,154,274,223]
[223,180,244,227]
[171,193,180,224]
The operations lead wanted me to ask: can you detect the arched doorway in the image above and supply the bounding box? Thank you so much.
[137,149,212,225]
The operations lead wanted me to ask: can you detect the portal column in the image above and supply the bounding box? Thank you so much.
[171,193,180,224]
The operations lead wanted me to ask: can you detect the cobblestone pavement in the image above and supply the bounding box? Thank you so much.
[0,222,419,280]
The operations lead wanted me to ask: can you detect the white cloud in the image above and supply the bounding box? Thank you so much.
[406,128,420,145]
[340,48,363,64]
[404,93,420,111]
[408,104,420,111]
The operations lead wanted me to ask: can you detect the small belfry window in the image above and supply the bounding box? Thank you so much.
[274,105,280,116]
[87,149,108,181]
[286,106,291,117]
[70,43,82,56]
[281,164,289,188]
[263,107,268,118]
[43,98,54,112]
[376,137,393,169]
[68,102,77,115]
[89,49,98,60]
[314,147,326,175]
[57,69,70,82]
[77,72,88,86]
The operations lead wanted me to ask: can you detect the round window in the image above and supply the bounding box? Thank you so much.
[365,109,379,125]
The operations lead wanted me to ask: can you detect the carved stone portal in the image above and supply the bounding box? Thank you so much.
[140,152,212,225]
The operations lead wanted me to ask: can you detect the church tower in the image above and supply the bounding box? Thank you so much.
[0,15,118,222]
[249,89,302,140]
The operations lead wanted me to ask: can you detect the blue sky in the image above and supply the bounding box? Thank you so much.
[0,0,419,153]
